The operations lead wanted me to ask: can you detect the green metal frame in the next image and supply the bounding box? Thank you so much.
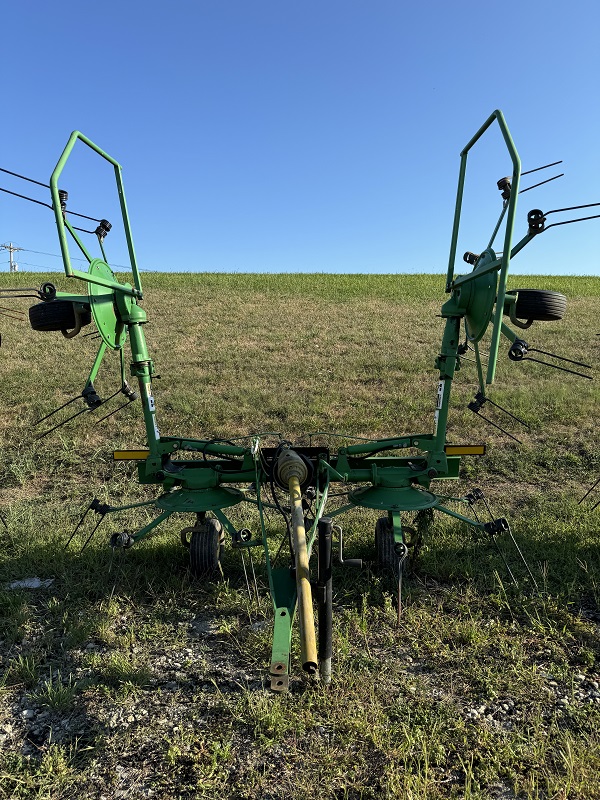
[39,111,549,685]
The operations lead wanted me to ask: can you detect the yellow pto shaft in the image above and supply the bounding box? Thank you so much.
[288,473,318,674]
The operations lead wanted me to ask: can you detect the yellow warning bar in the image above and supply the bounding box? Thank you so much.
[113,450,150,461]
[444,444,486,456]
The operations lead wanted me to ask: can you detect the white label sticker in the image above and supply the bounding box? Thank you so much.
[153,418,160,439]
[436,380,445,410]
[148,395,155,412]
[433,409,440,435]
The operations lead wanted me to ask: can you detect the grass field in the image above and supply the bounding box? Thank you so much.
[0,271,599,799]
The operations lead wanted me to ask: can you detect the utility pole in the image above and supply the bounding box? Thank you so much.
[0,242,22,272]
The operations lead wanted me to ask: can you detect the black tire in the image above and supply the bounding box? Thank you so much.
[189,518,224,577]
[375,517,399,578]
[513,289,567,322]
[29,300,91,332]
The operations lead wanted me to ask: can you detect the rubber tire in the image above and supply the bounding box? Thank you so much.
[513,289,567,322]
[29,300,91,332]
[375,517,399,578]
[189,518,224,577]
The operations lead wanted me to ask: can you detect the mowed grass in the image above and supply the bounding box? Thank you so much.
[0,271,599,799]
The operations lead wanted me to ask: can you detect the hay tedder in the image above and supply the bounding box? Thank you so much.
[1,111,597,689]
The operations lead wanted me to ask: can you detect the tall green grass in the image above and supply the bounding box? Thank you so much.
[0,272,599,799]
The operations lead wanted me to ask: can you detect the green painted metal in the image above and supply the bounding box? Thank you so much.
[130,509,174,544]
[391,511,404,547]
[88,259,127,349]
[348,485,439,511]
[155,487,245,514]
[50,130,142,294]
[445,109,521,385]
[433,503,487,529]
[428,316,460,480]
[463,250,499,343]
[84,341,108,388]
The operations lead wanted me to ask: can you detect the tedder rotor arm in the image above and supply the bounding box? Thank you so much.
[46,131,165,455]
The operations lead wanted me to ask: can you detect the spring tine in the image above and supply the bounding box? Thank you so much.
[519,173,564,194]
[468,497,520,587]
[64,500,95,550]
[35,407,91,440]
[480,495,495,521]
[468,343,490,358]
[528,347,592,370]
[35,395,80,425]
[524,356,593,380]
[545,213,600,230]
[240,551,252,601]
[93,387,122,407]
[521,160,563,177]
[459,354,489,366]
[468,501,482,523]
[0,286,44,296]
[545,201,600,216]
[578,477,600,505]
[270,531,288,568]
[80,515,106,553]
[490,534,519,587]
[485,397,530,428]
[95,401,130,424]
[505,526,539,591]
[0,510,7,530]
[397,548,408,626]
[397,560,403,626]
[397,557,405,625]
[471,410,523,444]
[248,549,260,606]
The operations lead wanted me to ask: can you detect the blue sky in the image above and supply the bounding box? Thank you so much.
[2,1,599,276]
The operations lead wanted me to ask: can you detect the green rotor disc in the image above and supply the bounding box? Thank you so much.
[88,259,127,350]
[156,487,245,514]
[348,485,439,512]
[463,249,498,343]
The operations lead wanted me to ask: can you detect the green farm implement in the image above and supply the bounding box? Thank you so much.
[1,111,597,689]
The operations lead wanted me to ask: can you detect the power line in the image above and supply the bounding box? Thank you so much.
[18,261,63,270]
[19,259,133,271]
[1,169,158,271]
[21,248,132,270]
[20,248,88,262]
[16,251,154,273]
